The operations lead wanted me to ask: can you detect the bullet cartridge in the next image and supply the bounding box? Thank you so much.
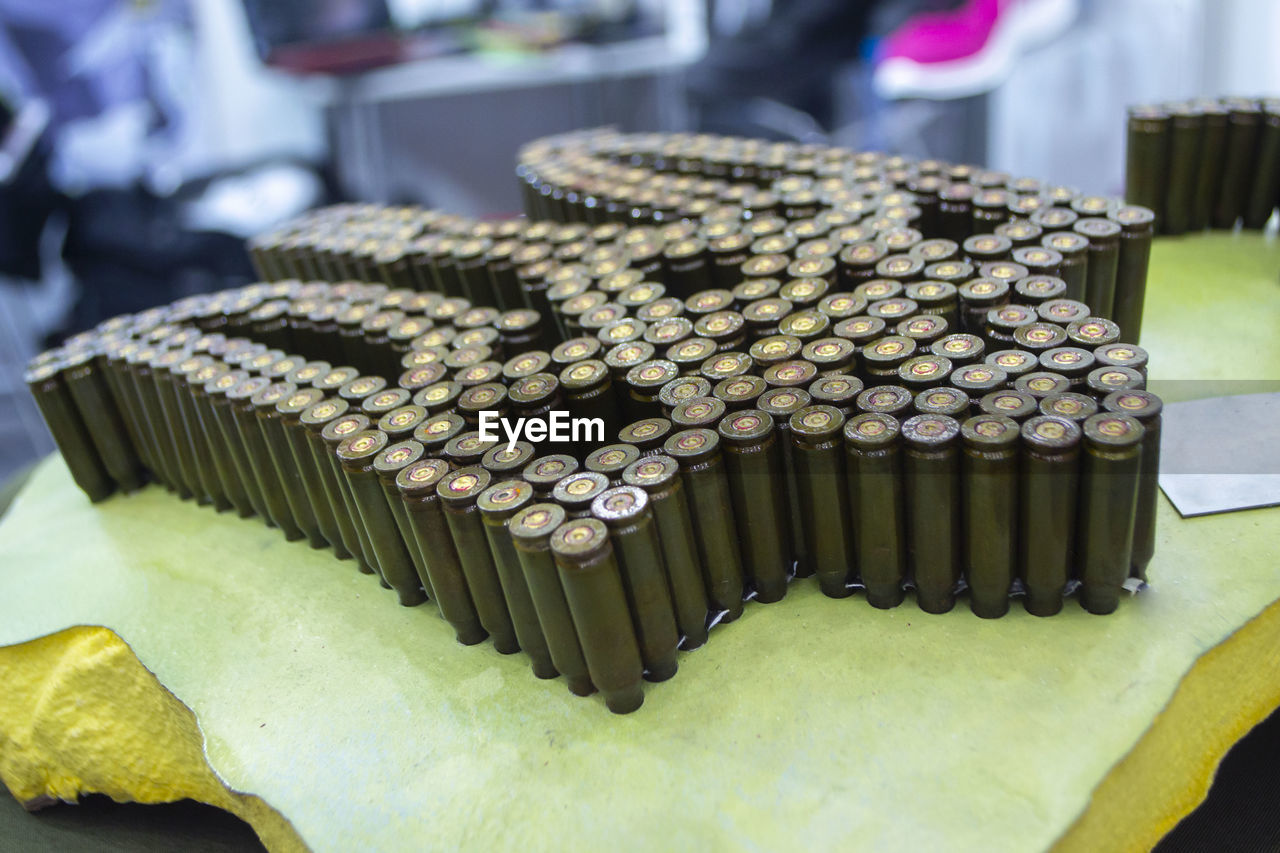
[717,410,791,602]
[522,454,580,498]
[508,501,594,692]
[956,278,1009,335]
[979,389,1038,422]
[901,414,962,613]
[960,414,1019,617]
[1214,97,1261,229]
[790,405,853,598]
[478,480,558,678]
[25,359,115,502]
[1015,371,1071,401]
[1244,98,1280,229]
[1107,205,1155,342]
[1086,366,1145,397]
[1078,414,1144,615]
[437,466,520,652]
[551,517,646,714]
[552,471,611,518]
[1038,347,1096,388]
[62,349,145,494]
[1102,390,1162,583]
[657,375,712,416]
[929,332,986,368]
[914,386,970,419]
[338,430,428,605]
[591,486,681,681]
[585,443,642,485]
[442,431,498,470]
[1066,317,1121,350]
[856,384,914,418]
[843,413,906,608]
[1125,105,1170,222]
[1163,102,1204,234]
[278,386,345,552]
[622,455,711,648]
[698,351,753,385]
[984,303,1037,349]
[1039,392,1099,424]
[1019,415,1081,616]
[748,334,804,370]
[617,418,674,457]
[896,315,950,354]
[663,428,746,620]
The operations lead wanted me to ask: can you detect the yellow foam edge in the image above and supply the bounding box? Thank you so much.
[0,625,306,852]
[3,595,1279,853]
[1056,594,1280,852]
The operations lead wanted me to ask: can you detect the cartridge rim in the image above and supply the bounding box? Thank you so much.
[756,387,813,417]
[1094,343,1149,370]
[591,485,650,523]
[666,337,717,364]
[844,412,901,448]
[916,387,970,417]
[625,359,680,389]
[509,502,568,542]
[1067,318,1121,347]
[902,413,961,447]
[276,387,326,415]
[586,444,642,474]
[550,517,611,560]
[560,359,610,390]
[749,335,803,364]
[1086,366,1144,395]
[604,342,655,372]
[399,363,448,390]
[1039,392,1099,421]
[899,355,953,385]
[1102,390,1163,420]
[552,471,610,506]
[523,454,579,488]
[857,384,913,414]
[1037,299,1091,325]
[622,454,681,489]
[481,441,535,471]
[717,409,773,443]
[436,465,493,503]
[374,440,425,474]
[672,396,727,427]
[790,404,844,439]
[378,404,429,434]
[414,412,465,446]
[337,429,389,463]
[663,427,720,460]
[477,479,536,516]
[1083,413,1145,448]
[980,390,1036,420]
[619,418,673,446]
[413,381,463,410]
[960,414,1019,447]
[1021,414,1081,450]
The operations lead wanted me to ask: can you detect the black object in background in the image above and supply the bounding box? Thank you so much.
[1157,704,1280,851]
[0,136,57,282]
[57,186,256,342]
[240,0,393,58]
[0,794,267,852]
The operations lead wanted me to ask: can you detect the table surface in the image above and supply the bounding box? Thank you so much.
[0,232,1277,852]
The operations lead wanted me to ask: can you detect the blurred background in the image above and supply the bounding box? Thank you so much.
[0,0,1277,482]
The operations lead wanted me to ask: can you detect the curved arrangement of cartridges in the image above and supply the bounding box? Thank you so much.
[1125,96,1280,236]
[27,130,1164,713]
